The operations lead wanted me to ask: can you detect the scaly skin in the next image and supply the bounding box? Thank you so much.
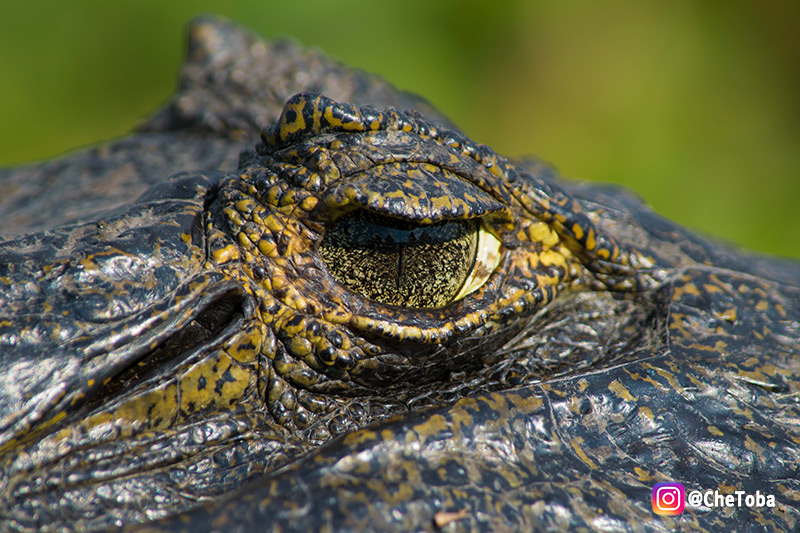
[0,17,799,532]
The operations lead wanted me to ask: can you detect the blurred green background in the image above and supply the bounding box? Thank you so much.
[2,1,798,257]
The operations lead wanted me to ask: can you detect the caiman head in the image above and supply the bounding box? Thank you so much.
[2,93,799,531]
[0,92,659,528]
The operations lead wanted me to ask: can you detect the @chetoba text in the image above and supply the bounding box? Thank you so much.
[652,482,776,515]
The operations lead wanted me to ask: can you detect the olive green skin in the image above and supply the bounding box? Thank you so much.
[1,17,799,533]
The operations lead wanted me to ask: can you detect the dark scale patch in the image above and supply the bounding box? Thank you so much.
[232,339,257,353]
[579,398,593,415]
[283,314,305,330]
[423,457,470,487]
[214,367,238,395]
[333,351,354,370]
[284,109,297,126]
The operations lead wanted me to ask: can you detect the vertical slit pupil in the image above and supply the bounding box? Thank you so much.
[319,211,478,308]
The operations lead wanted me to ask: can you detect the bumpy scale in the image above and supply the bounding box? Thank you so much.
[0,17,799,533]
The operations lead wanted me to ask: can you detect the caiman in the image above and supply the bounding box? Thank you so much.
[1,16,799,532]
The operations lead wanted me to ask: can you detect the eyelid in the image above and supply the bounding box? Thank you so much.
[320,162,506,224]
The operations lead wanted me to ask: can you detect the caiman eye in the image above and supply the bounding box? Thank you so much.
[319,210,500,308]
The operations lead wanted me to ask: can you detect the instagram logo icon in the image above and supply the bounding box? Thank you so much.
[652,482,685,515]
